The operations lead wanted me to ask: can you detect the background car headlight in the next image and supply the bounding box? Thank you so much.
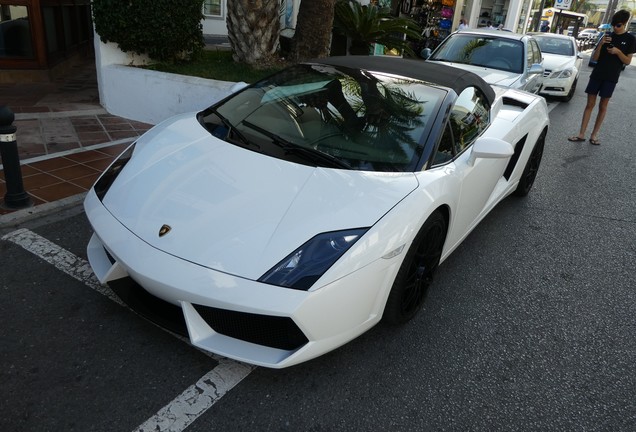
[94,142,136,201]
[549,68,574,79]
[259,228,368,290]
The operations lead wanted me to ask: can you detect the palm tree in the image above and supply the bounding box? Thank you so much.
[571,0,597,14]
[290,0,337,61]
[226,0,280,66]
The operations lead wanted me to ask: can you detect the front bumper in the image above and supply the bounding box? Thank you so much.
[539,77,575,97]
[84,189,399,368]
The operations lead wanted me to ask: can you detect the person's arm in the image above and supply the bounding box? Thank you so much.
[607,38,635,65]
[591,35,609,61]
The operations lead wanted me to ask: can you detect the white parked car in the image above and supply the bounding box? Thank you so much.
[577,29,599,40]
[424,29,545,94]
[530,33,582,101]
[85,56,549,368]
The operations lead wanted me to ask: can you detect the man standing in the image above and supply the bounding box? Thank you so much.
[568,10,636,145]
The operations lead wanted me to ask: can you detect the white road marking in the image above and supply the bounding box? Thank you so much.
[2,228,255,432]
[2,228,124,305]
[136,359,254,432]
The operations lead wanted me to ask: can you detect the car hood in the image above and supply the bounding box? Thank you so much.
[541,53,578,72]
[433,62,522,88]
[102,114,418,279]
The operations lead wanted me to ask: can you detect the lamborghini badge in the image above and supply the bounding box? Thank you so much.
[159,224,171,237]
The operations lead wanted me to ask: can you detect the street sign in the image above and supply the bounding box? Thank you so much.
[553,0,572,10]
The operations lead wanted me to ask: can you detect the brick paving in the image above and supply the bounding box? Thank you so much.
[0,60,152,216]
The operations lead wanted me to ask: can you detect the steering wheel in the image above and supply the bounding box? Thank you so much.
[489,58,513,70]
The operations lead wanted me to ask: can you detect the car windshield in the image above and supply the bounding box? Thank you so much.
[198,64,445,172]
[535,37,574,56]
[429,34,524,73]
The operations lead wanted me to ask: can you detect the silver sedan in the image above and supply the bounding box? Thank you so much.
[425,29,545,94]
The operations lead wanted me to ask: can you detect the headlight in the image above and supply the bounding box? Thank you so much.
[549,68,574,79]
[94,142,136,201]
[259,228,368,290]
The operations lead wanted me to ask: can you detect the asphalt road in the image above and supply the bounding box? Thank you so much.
[1,60,635,432]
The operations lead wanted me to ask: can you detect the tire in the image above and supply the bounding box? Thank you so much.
[383,210,447,325]
[562,78,577,102]
[514,131,546,197]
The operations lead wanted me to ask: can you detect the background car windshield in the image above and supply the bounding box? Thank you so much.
[430,34,524,73]
[535,37,574,56]
[207,64,445,172]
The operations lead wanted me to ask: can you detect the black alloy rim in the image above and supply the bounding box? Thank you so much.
[522,137,545,192]
[400,219,446,317]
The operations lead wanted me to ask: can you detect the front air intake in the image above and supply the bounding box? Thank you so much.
[192,305,309,351]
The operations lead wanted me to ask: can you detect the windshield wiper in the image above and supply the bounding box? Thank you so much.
[210,108,259,149]
[430,57,465,64]
[242,120,351,170]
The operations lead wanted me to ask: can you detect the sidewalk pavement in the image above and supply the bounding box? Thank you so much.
[0,59,153,224]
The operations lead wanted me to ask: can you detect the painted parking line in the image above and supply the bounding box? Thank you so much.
[136,359,254,432]
[2,228,124,305]
[2,228,255,432]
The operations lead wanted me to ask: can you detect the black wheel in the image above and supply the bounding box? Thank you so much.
[562,78,577,102]
[383,211,447,325]
[514,131,546,197]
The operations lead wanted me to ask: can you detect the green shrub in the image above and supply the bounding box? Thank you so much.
[92,0,205,63]
[143,50,284,83]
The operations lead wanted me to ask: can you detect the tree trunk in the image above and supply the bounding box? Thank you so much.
[226,0,280,67]
[290,0,337,61]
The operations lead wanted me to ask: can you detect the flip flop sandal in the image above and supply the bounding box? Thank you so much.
[567,136,586,142]
[589,138,601,145]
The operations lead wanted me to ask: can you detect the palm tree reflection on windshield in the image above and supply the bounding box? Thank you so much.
[460,39,489,63]
[329,71,427,167]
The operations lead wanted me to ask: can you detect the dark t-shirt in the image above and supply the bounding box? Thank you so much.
[590,31,636,83]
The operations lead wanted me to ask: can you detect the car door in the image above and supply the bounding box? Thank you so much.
[521,38,544,94]
[432,87,510,245]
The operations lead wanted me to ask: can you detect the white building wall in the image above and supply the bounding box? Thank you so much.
[202,0,229,35]
[93,37,238,125]
[467,0,483,29]
[202,17,228,35]
[504,0,525,31]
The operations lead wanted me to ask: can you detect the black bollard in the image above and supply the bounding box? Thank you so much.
[0,105,32,209]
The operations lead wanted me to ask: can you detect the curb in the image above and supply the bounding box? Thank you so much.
[14,108,109,121]
[0,193,86,230]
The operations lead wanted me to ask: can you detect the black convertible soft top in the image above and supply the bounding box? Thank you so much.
[316,55,496,106]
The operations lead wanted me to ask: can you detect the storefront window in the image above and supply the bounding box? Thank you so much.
[203,0,222,17]
[0,4,34,58]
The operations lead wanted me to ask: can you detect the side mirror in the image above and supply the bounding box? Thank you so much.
[468,136,514,166]
[528,64,544,75]
[421,48,432,60]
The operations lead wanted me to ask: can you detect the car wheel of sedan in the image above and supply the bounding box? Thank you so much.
[383,210,447,325]
[562,78,577,102]
[514,131,546,197]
